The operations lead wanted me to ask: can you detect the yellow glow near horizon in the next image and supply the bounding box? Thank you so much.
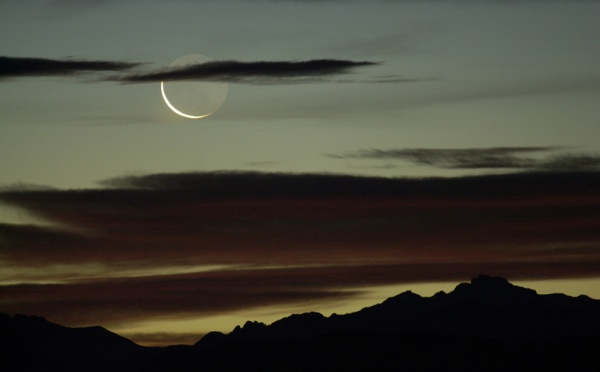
[113,278,600,347]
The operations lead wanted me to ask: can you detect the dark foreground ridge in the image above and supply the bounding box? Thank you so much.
[3,275,600,371]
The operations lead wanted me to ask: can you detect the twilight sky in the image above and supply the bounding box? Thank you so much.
[1,0,600,346]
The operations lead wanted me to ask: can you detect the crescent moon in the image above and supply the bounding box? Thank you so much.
[160,54,228,120]
[160,81,212,119]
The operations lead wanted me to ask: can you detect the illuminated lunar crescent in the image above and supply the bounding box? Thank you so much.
[160,54,228,119]
[161,81,210,119]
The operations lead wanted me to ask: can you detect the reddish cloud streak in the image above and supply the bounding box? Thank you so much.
[2,262,599,329]
[1,171,599,328]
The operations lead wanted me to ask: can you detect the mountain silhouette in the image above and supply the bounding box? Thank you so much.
[0,313,153,371]
[3,275,600,371]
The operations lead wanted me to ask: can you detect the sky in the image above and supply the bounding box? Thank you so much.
[1,0,600,346]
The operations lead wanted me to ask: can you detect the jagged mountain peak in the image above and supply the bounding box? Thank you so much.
[200,274,600,346]
[380,289,424,306]
[271,311,327,328]
[451,274,537,300]
[472,273,511,286]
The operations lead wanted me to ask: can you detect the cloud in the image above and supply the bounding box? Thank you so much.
[2,171,599,266]
[0,56,141,79]
[117,59,379,84]
[538,153,600,171]
[3,261,599,329]
[332,147,600,171]
[1,171,599,331]
[98,171,405,195]
[0,56,380,85]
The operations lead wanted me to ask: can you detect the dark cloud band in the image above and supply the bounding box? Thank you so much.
[118,59,379,84]
[332,147,600,171]
[2,171,599,335]
[0,56,141,79]
[96,170,600,197]
[0,56,377,84]
[2,261,599,330]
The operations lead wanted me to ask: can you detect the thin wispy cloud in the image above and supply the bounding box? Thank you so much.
[117,59,379,84]
[332,147,600,171]
[0,56,141,79]
[333,76,437,84]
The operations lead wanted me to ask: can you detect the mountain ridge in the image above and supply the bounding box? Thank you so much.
[3,275,600,371]
[194,275,599,346]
